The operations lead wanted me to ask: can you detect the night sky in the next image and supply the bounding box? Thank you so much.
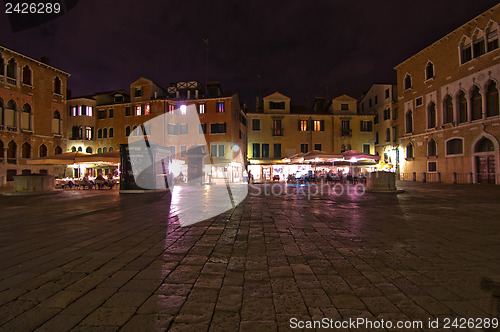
[1,0,497,108]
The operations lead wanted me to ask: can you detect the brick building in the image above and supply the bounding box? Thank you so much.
[247,92,375,181]
[0,45,69,185]
[67,79,248,183]
[395,4,500,184]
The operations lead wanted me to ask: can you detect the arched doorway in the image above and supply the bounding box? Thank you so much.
[473,136,497,184]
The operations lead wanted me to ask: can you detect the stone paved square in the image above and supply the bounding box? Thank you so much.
[0,181,499,331]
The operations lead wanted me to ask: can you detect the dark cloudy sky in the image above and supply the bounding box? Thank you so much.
[1,0,497,108]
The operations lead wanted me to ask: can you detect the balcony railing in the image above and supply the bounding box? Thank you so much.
[6,77,16,85]
[272,128,283,136]
[7,158,17,164]
[341,129,352,137]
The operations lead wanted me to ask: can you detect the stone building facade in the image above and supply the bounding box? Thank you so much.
[0,45,69,185]
[395,3,500,184]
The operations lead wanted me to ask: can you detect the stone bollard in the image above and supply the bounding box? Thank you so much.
[422,172,426,183]
[437,172,441,183]
[469,172,473,184]
[412,172,416,181]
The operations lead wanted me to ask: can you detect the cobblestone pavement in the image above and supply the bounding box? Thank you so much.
[0,181,499,331]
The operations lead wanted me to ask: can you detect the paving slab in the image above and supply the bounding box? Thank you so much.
[0,181,499,330]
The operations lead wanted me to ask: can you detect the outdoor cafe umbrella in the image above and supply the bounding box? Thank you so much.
[25,151,91,165]
[75,150,120,164]
[341,150,381,162]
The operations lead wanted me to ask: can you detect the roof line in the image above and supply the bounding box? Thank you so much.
[0,45,70,76]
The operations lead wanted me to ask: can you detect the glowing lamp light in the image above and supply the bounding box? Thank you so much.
[350,157,358,163]
[232,145,240,152]
[180,105,187,114]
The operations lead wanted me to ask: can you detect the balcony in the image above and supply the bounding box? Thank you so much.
[6,77,16,85]
[341,129,352,137]
[272,127,283,136]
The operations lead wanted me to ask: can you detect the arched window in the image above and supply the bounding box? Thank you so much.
[460,36,472,64]
[125,126,131,137]
[446,138,463,155]
[53,76,62,94]
[457,91,467,123]
[22,65,32,85]
[109,127,114,138]
[486,22,499,52]
[471,86,482,120]
[103,147,107,153]
[385,128,390,142]
[97,129,102,138]
[71,146,77,152]
[472,29,486,58]
[86,147,93,153]
[54,146,62,154]
[6,99,17,128]
[39,144,48,157]
[53,110,61,119]
[132,125,138,136]
[22,103,32,130]
[406,143,413,159]
[405,110,413,133]
[7,140,17,163]
[21,142,31,158]
[474,137,494,152]
[425,61,434,80]
[103,128,108,138]
[427,102,436,128]
[404,74,412,90]
[77,146,82,152]
[428,139,437,157]
[97,148,102,154]
[109,147,114,152]
[486,81,499,117]
[6,58,17,83]
[340,144,346,152]
[443,95,453,124]
[0,56,4,76]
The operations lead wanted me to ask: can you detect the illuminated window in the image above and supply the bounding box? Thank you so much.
[145,104,150,115]
[78,106,82,116]
[313,120,324,131]
[180,105,186,114]
[198,103,205,114]
[298,120,308,131]
[217,102,225,113]
[136,105,141,116]
[70,106,77,116]
[168,104,175,113]
[85,126,92,139]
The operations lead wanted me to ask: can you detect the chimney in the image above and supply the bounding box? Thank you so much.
[41,56,50,65]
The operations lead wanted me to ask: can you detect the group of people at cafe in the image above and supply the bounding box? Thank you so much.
[57,171,119,190]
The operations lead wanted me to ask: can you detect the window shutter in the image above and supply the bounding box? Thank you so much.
[320,120,325,131]
[368,121,372,132]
